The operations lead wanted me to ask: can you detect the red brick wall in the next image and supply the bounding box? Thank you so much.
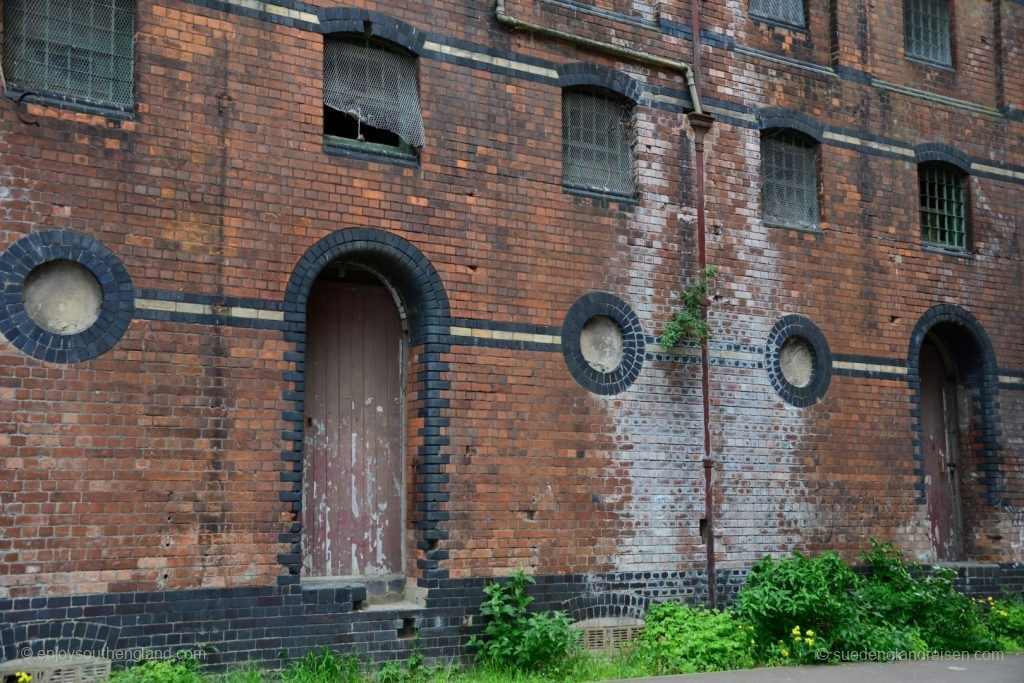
[1,0,1021,602]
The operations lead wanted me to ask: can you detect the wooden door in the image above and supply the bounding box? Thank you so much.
[303,281,404,577]
[920,339,964,561]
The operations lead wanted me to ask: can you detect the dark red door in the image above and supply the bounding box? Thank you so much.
[303,281,404,577]
[920,339,964,560]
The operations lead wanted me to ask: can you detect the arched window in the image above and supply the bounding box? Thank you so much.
[562,88,636,198]
[760,128,820,230]
[323,36,424,155]
[919,162,967,250]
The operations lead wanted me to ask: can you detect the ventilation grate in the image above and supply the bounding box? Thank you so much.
[749,0,806,27]
[575,617,644,652]
[562,89,636,197]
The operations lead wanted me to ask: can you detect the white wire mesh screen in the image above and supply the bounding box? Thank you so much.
[2,0,134,109]
[323,38,424,148]
[749,0,806,27]
[562,90,636,196]
[904,0,951,65]
[761,130,819,230]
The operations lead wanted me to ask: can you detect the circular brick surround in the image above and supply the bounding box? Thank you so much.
[562,292,644,395]
[765,315,831,407]
[0,230,134,363]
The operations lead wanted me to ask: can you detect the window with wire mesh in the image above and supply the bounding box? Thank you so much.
[761,129,819,230]
[919,163,967,249]
[2,0,135,110]
[562,89,636,197]
[749,0,806,28]
[904,0,952,66]
[323,37,424,153]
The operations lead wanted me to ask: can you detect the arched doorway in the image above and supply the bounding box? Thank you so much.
[302,264,406,578]
[919,335,965,560]
[910,305,1002,562]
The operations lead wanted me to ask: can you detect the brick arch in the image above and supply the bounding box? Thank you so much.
[907,304,1002,507]
[317,8,426,55]
[2,620,120,661]
[278,228,452,582]
[557,63,643,103]
[563,592,650,622]
[755,107,824,143]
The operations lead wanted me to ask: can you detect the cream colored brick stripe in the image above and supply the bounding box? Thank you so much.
[135,298,285,321]
[449,325,561,345]
[1000,375,1024,385]
[215,0,319,24]
[424,42,560,79]
[832,360,908,376]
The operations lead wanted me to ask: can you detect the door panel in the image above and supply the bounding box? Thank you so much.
[920,340,964,560]
[303,281,404,577]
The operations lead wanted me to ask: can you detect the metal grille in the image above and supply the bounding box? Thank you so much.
[562,89,636,197]
[904,0,951,66]
[749,0,806,27]
[761,130,819,230]
[323,38,425,148]
[2,0,134,109]
[920,164,966,248]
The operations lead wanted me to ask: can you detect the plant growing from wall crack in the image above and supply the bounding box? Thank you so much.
[660,265,717,348]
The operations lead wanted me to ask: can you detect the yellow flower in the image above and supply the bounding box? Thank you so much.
[791,626,801,635]
[16,672,31,683]
[781,649,789,658]
[999,610,1009,617]
[750,639,755,645]
[806,629,815,637]
[805,637,814,646]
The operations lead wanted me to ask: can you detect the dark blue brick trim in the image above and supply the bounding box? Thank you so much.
[0,230,134,364]
[561,292,645,395]
[557,63,643,103]
[835,65,874,84]
[135,288,285,311]
[317,8,426,55]
[453,336,560,353]
[906,304,1003,507]
[450,318,560,337]
[756,107,824,142]
[186,0,319,31]
[282,228,451,583]
[764,315,832,407]
[914,143,971,173]
[133,308,288,331]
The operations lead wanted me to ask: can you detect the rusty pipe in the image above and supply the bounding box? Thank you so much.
[689,107,715,607]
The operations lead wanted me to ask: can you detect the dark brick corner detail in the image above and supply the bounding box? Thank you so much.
[913,143,972,174]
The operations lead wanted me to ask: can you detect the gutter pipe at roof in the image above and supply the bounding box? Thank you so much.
[495,0,704,115]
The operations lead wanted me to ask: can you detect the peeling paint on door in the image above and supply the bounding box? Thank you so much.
[303,281,404,577]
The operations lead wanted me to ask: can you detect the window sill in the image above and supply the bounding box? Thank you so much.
[5,87,134,120]
[904,55,955,72]
[323,137,419,168]
[921,242,972,259]
[765,221,822,235]
[749,14,808,33]
[563,184,639,206]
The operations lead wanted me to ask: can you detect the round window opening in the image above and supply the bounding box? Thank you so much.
[779,336,814,388]
[23,260,103,335]
[580,315,624,373]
